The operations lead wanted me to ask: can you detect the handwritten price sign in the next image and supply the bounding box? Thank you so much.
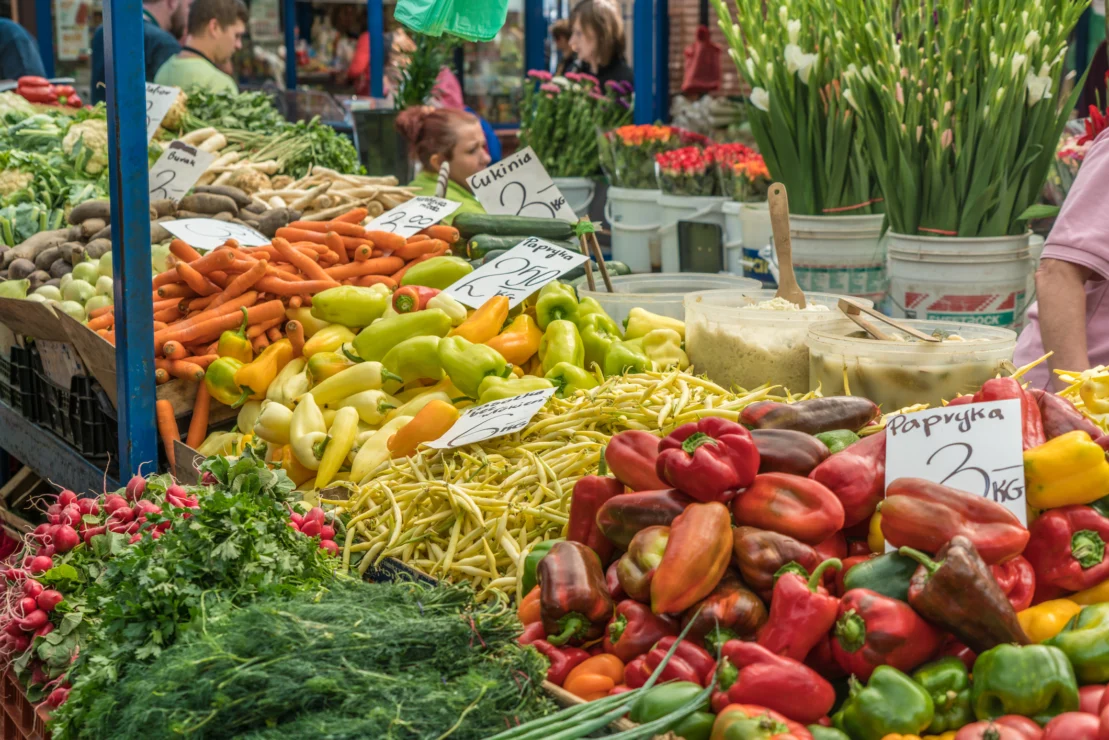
[365,196,460,238]
[161,219,269,250]
[467,147,577,222]
[145,83,180,143]
[443,237,589,309]
[426,388,557,449]
[148,141,216,202]
[885,399,1027,527]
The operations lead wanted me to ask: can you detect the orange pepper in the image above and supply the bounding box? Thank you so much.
[563,654,625,702]
[450,295,509,344]
[485,314,543,366]
[387,399,459,458]
[273,444,316,486]
[517,586,541,625]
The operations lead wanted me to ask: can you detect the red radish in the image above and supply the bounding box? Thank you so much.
[129,533,142,544]
[53,525,79,554]
[289,512,304,526]
[76,498,99,516]
[154,520,172,532]
[28,556,52,574]
[109,506,135,523]
[319,539,340,556]
[36,545,55,559]
[59,505,81,527]
[3,568,26,582]
[151,529,162,540]
[124,521,140,534]
[18,597,37,615]
[34,622,53,637]
[8,633,30,652]
[321,525,335,540]
[201,472,217,485]
[46,686,69,708]
[82,526,106,544]
[5,621,25,637]
[19,609,48,631]
[165,484,188,500]
[22,580,43,598]
[36,590,62,612]
[57,490,77,507]
[107,521,126,534]
[46,504,62,524]
[33,523,51,542]
[31,662,49,686]
[125,474,147,502]
[299,519,322,538]
[304,508,325,525]
[102,493,128,512]
[133,501,162,519]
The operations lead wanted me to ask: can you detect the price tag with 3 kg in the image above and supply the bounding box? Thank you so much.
[365,196,460,238]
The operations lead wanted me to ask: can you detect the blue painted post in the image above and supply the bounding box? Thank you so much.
[524,0,545,77]
[103,0,158,477]
[656,0,669,122]
[34,0,55,78]
[368,0,384,98]
[633,0,655,125]
[284,0,297,90]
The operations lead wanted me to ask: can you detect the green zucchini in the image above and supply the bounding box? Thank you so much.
[454,213,576,240]
[561,260,632,283]
[469,234,580,260]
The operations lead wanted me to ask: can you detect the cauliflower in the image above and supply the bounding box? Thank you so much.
[0,170,33,199]
[62,119,109,175]
[160,90,189,131]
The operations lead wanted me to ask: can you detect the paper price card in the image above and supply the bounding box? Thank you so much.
[161,219,269,250]
[884,399,1027,527]
[426,387,557,449]
[145,83,181,143]
[148,141,216,202]
[365,196,460,238]
[443,237,589,309]
[467,147,578,222]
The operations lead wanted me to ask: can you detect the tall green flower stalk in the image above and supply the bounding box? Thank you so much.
[836,0,1087,238]
[711,0,880,216]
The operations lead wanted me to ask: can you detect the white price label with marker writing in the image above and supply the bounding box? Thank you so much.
[884,399,1027,540]
[443,236,589,309]
[365,196,460,238]
[467,146,578,222]
[426,388,557,449]
[145,83,180,143]
[148,141,216,202]
[161,218,269,250]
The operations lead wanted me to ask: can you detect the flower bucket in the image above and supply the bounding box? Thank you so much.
[722,201,774,286]
[658,194,728,273]
[782,214,887,304]
[553,177,596,218]
[605,187,660,273]
[886,232,1034,329]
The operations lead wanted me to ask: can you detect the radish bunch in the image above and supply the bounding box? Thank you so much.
[289,507,339,556]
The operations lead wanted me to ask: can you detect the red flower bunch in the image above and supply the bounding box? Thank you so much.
[656,146,720,195]
[1078,103,1109,146]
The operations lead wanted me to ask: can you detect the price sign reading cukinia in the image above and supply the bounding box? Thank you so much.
[467,147,578,223]
[442,237,589,309]
[148,141,216,202]
[365,196,460,238]
[426,388,557,449]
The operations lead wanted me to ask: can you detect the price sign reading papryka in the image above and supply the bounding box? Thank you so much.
[148,141,216,202]
[145,83,180,143]
[467,146,578,222]
[442,237,589,309]
[884,399,1027,527]
[426,387,557,449]
[161,218,269,250]
[365,196,460,239]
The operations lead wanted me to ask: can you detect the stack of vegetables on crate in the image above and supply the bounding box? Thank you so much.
[508,378,1109,740]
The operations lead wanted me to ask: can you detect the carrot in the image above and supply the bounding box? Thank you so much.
[155,367,169,384]
[203,340,219,355]
[325,256,405,281]
[208,259,268,311]
[275,227,328,245]
[162,340,185,358]
[246,316,284,339]
[182,354,218,369]
[222,259,262,273]
[406,234,431,244]
[190,249,236,274]
[169,239,202,263]
[153,321,168,332]
[333,207,368,224]
[320,251,340,266]
[153,298,184,312]
[154,298,281,347]
[176,291,260,332]
[394,238,450,260]
[86,314,115,331]
[286,320,305,356]
[364,231,407,252]
[157,283,197,299]
[324,232,349,264]
[154,306,184,322]
[187,294,217,312]
[340,236,374,251]
[153,269,180,289]
[251,333,271,352]
[168,360,205,381]
[156,399,181,468]
[290,220,368,238]
[206,271,229,288]
[352,244,373,262]
[288,295,303,308]
[355,275,397,289]
[224,238,240,249]
[186,381,211,449]
[88,305,114,320]
[421,224,461,244]
[272,237,337,284]
[266,326,282,342]
[176,262,219,297]
[255,277,340,295]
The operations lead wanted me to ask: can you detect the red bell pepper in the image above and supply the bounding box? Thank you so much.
[973,377,1046,450]
[655,418,759,503]
[624,636,716,688]
[847,538,872,556]
[20,86,58,104]
[740,397,880,435]
[954,715,1045,740]
[808,430,886,528]
[651,501,732,614]
[1025,505,1109,591]
[392,285,440,313]
[832,588,944,680]
[711,704,815,740]
[835,554,874,597]
[605,430,667,491]
[805,633,847,680]
[1083,683,1108,714]
[615,525,668,602]
[1042,713,1099,740]
[595,488,693,549]
[537,541,614,645]
[991,555,1036,612]
[881,477,1030,564]
[757,558,842,662]
[566,467,624,564]
[733,473,845,545]
[751,429,829,476]
[605,561,626,601]
[518,621,545,645]
[732,526,823,599]
[531,639,590,686]
[711,641,835,724]
[814,531,847,561]
[940,637,977,672]
[603,600,676,663]
[681,570,768,651]
[1027,388,1103,440]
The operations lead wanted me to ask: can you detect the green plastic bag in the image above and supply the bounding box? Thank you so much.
[394,0,509,42]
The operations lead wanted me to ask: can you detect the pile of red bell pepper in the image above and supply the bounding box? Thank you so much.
[15,76,83,109]
[514,384,1109,740]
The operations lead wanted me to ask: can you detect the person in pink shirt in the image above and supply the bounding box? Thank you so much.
[1015,126,1109,389]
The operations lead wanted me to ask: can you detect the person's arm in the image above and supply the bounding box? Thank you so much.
[1037,258,1094,387]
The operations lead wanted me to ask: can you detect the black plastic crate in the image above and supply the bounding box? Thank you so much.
[69,376,117,461]
[32,369,75,446]
[9,346,37,415]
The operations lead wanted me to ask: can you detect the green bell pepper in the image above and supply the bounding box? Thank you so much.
[539,319,585,374]
[400,256,473,290]
[628,682,713,740]
[352,309,453,364]
[833,666,934,740]
[476,376,554,405]
[912,657,973,734]
[842,552,918,603]
[576,296,615,325]
[807,728,850,740]
[970,644,1078,725]
[815,429,861,454]
[545,362,598,398]
[580,313,622,372]
[536,281,579,329]
[381,335,444,384]
[522,539,561,594]
[310,284,390,328]
[1045,602,1109,683]
[604,338,652,376]
[205,357,247,407]
[438,336,510,398]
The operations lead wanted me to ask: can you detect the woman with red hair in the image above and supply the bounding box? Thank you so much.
[396,106,491,223]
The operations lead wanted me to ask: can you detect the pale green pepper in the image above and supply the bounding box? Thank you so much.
[335,389,400,425]
[624,307,685,340]
[477,376,555,404]
[253,401,293,444]
[641,328,689,370]
[265,358,307,407]
[311,284,391,328]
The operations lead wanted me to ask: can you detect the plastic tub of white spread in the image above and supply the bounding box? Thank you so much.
[684,290,870,393]
[807,319,1017,411]
[573,273,761,326]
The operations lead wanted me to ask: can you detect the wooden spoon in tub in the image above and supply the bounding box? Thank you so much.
[768,183,806,308]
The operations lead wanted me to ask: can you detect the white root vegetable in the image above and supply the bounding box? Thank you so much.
[212,171,235,187]
[181,127,218,145]
[289,181,333,211]
[269,196,288,209]
[301,200,372,221]
[209,151,242,169]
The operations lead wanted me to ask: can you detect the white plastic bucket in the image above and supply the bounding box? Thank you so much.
[734,202,774,286]
[887,232,1034,328]
[658,194,727,273]
[605,187,660,273]
[786,213,887,303]
[552,177,596,218]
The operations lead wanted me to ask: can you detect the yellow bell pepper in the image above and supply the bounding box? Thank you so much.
[351,414,414,481]
[1023,430,1109,509]
[485,314,543,366]
[217,308,253,363]
[868,510,884,553]
[387,400,459,458]
[335,389,399,425]
[450,295,510,344]
[308,362,402,407]
[1017,599,1084,642]
[641,328,689,370]
[273,443,316,486]
[235,339,295,400]
[1070,577,1109,605]
[301,324,356,358]
[314,406,359,489]
[290,393,327,470]
[253,401,293,444]
[623,307,685,340]
[306,351,355,385]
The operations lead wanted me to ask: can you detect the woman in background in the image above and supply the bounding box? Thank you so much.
[569,0,633,89]
[395,106,490,223]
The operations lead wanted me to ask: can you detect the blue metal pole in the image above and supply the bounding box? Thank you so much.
[103,0,158,477]
[34,0,55,78]
[368,0,384,98]
[633,0,654,125]
[284,0,297,90]
[524,0,545,78]
[656,0,669,122]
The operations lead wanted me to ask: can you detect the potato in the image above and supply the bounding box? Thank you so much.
[44,278,60,289]
[193,185,251,208]
[90,225,112,242]
[256,208,300,238]
[150,198,176,218]
[85,239,112,260]
[3,229,69,268]
[178,193,239,216]
[66,200,111,226]
[34,246,62,272]
[243,202,267,215]
[213,212,234,222]
[8,259,37,280]
[49,258,72,279]
[27,270,50,292]
[80,218,107,240]
[150,222,171,243]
